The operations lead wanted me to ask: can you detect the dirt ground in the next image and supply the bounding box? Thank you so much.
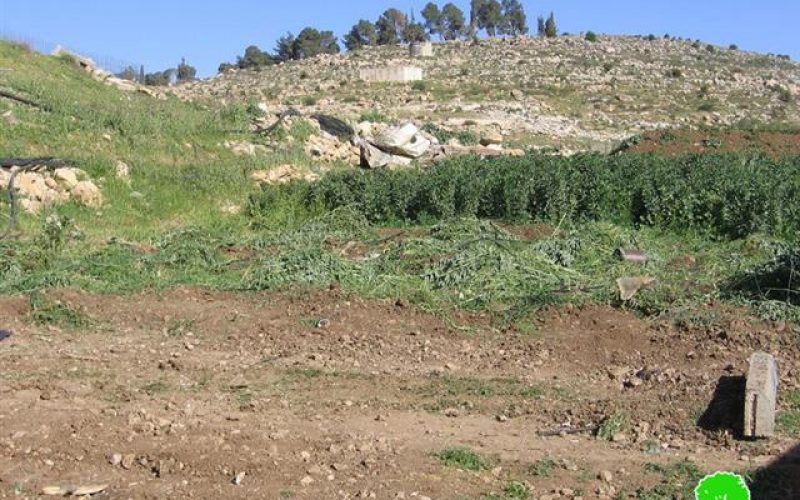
[622,129,800,157]
[1,287,799,499]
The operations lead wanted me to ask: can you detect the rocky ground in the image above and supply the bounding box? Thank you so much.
[175,35,800,154]
[1,287,799,499]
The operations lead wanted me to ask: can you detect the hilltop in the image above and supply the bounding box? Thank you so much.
[176,35,800,152]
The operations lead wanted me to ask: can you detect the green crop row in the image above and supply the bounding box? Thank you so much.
[250,153,800,240]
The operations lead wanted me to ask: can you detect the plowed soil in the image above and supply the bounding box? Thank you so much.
[622,129,800,157]
[1,288,798,499]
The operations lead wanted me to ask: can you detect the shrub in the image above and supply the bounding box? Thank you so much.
[301,96,317,106]
[411,80,428,92]
[668,68,683,78]
[585,31,598,42]
[729,44,739,50]
[251,153,800,240]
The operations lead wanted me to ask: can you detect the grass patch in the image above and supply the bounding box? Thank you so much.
[638,460,705,499]
[438,447,493,471]
[529,456,557,477]
[504,481,531,499]
[27,293,93,329]
[777,390,800,437]
[597,412,628,441]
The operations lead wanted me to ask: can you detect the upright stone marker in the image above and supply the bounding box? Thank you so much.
[744,352,779,438]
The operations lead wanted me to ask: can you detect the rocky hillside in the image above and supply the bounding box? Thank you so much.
[175,35,800,153]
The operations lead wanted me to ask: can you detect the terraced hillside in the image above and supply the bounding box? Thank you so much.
[177,35,800,152]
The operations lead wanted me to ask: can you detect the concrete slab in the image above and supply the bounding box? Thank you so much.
[744,352,779,438]
[359,66,424,83]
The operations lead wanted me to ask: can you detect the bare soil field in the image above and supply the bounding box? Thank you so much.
[1,288,798,499]
[623,129,800,157]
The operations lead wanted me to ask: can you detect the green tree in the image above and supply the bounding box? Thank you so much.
[218,62,236,73]
[478,0,504,37]
[144,68,174,86]
[421,2,443,39]
[544,12,557,38]
[138,65,145,84]
[501,0,528,36]
[537,15,546,37]
[116,66,136,81]
[441,3,467,40]
[176,58,197,83]
[274,34,297,62]
[376,8,408,45]
[344,19,378,51]
[292,27,340,59]
[238,45,274,68]
[404,22,429,43]
[469,0,485,37]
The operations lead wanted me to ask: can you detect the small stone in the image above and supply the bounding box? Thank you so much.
[600,470,614,483]
[443,408,460,418]
[300,475,315,486]
[233,471,246,485]
[108,453,123,466]
[121,454,136,470]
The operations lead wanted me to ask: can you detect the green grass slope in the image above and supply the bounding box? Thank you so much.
[0,40,292,240]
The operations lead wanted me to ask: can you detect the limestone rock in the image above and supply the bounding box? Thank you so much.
[72,181,104,207]
[374,123,431,158]
[480,130,504,146]
[251,165,319,185]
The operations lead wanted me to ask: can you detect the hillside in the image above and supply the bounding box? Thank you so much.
[177,35,800,152]
[2,38,800,500]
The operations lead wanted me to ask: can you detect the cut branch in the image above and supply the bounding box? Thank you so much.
[0,90,49,111]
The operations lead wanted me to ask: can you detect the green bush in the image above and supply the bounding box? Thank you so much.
[585,31,599,42]
[250,153,800,240]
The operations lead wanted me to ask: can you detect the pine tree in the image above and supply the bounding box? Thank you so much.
[441,3,467,40]
[376,8,408,45]
[478,0,503,37]
[176,58,197,83]
[344,19,378,51]
[537,16,546,37]
[544,12,557,38]
[421,2,443,39]
[501,0,528,36]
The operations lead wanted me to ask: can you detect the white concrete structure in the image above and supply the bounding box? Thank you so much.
[359,66,424,83]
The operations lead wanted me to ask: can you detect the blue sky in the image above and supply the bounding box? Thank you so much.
[1,0,798,76]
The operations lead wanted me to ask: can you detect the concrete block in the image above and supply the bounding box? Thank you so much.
[359,66,424,83]
[744,352,779,438]
[410,42,434,57]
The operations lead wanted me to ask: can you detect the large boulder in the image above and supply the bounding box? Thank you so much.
[373,123,431,158]
[360,141,412,169]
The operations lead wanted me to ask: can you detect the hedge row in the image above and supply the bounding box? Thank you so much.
[249,153,800,239]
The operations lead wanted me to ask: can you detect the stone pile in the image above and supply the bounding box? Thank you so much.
[52,46,158,98]
[0,166,103,213]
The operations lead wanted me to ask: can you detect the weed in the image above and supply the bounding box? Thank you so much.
[777,390,800,437]
[504,481,531,499]
[289,119,316,143]
[359,109,392,123]
[638,460,705,499]
[529,456,557,477]
[597,412,627,441]
[301,96,317,106]
[28,292,92,329]
[166,318,195,337]
[411,80,428,92]
[142,380,170,395]
[438,447,493,471]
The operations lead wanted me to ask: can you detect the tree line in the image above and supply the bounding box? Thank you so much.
[116,58,197,86]
[218,2,559,73]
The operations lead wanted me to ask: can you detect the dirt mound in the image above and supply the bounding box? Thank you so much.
[622,128,800,157]
[1,288,797,498]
